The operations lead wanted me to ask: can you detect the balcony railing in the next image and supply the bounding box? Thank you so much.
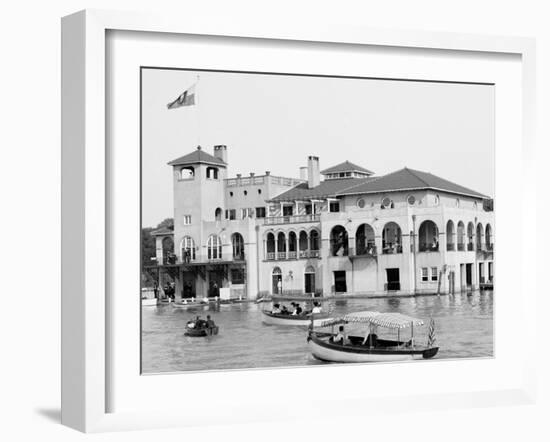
[350,245,377,257]
[267,249,320,260]
[419,244,440,252]
[457,243,465,251]
[264,214,321,225]
[447,243,455,251]
[382,244,403,255]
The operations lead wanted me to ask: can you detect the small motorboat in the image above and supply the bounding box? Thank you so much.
[261,310,331,327]
[307,311,439,363]
[184,318,219,337]
[141,297,157,306]
[262,300,331,326]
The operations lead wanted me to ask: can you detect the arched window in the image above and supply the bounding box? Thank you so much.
[232,233,244,260]
[207,234,222,260]
[288,231,297,258]
[304,265,316,294]
[476,223,484,251]
[485,224,493,250]
[446,220,455,251]
[309,230,320,252]
[467,222,475,251]
[277,232,286,259]
[419,220,439,252]
[356,223,376,255]
[330,225,349,256]
[266,232,275,260]
[457,221,465,251]
[180,166,195,180]
[206,166,219,179]
[215,207,222,221]
[181,236,195,262]
[382,222,402,254]
[162,236,175,264]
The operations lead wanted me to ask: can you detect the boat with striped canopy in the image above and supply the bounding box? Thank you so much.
[307,311,439,363]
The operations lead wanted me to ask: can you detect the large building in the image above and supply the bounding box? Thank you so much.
[150,145,494,300]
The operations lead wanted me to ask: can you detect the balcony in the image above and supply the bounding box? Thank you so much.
[266,249,320,260]
[349,246,377,259]
[264,214,321,226]
[382,244,403,255]
[419,243,439,253]
[457,243,465,251]
[446,243,455,251]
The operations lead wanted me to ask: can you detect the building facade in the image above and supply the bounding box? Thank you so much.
[150,145,494,300]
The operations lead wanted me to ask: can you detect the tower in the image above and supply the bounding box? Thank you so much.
[168,145,227,261]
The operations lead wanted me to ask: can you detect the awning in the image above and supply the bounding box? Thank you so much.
[368,313,424,329]
[319,311,424,329]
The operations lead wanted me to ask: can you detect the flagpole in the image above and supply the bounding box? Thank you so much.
[196,74,201,147]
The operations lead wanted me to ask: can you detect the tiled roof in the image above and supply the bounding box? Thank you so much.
[270,167,488,202]
[168,146,226,167]
[321,161,374,175]
[269,178,375,202]
[336,167,488,198]
[151,226,174,236]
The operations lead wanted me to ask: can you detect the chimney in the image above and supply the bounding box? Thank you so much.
[213,145,228,163]
[299,166,308,181]
[307,156,320,188]
[265,171,271,176]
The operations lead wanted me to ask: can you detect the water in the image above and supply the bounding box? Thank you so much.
[141,291,493,373]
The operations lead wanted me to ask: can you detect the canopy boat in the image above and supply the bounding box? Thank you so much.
[184,318,219,337]
[262,300,331,326]
[307,311,439,363]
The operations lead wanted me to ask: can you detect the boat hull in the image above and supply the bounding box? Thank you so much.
[184,326,219,337]
[262,311,330,327]
[307,333,438,363]
[141,298,157,306]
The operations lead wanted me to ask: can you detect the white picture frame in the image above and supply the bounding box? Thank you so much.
[61,9,537,433]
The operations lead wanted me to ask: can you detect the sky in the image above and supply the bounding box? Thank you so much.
[141,68,494,228]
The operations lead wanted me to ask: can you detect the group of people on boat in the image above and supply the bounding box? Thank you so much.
[186,315,216,330]
[271,301,323,316]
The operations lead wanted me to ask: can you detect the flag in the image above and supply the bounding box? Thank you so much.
[167,84,196,109]
[427,317,436,347]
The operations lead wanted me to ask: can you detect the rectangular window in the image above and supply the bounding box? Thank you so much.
[304,204,312,215]
[228,209,236,220]
[431,267,438,281]
[255,207,266,218]
[421,267,428,282]
[241,208,248,219]
[231,269,245,284]
[283,205,293,216]
[183,215,191,225]
[329,202,340,212]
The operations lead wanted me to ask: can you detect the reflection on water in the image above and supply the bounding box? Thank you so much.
[141,291,493,374]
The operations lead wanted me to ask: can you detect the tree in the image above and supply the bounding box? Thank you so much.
[141,218,174,286]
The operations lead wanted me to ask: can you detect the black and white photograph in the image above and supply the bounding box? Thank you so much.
[140,68,494,373]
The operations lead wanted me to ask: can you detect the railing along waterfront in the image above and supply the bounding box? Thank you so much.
[264,214,321,225]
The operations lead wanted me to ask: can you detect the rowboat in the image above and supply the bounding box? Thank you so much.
[261,310,331,327]
[184,324,219,337]
[307,311,439,363]
[184,317,219,337]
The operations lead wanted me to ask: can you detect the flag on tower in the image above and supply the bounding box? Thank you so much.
[167,84,196,109]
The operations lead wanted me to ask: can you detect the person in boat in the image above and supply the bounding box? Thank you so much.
[271,303,282,314]
[311,302,322,314]
[206,315,216,330]
[292,304,303,316]
[332,326,346,345]
[280,305,289,315]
